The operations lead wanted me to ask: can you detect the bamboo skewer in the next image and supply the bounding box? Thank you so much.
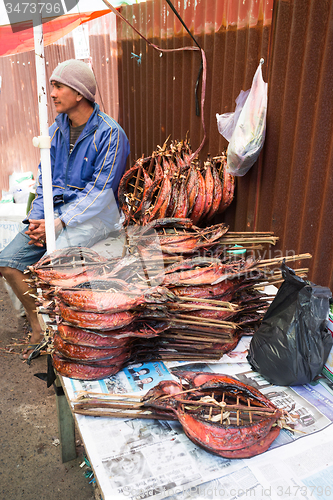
[72,393,279,422]
[255,253,312,267]
[178,296,237,309]
[220,238,279,245]
[227,231,276,235]
[167,303,237,313]
[170,316,237,328]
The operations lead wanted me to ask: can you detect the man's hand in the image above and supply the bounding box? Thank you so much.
[25,219,45,246]
[55,217,65,237]
[25,218,65,246]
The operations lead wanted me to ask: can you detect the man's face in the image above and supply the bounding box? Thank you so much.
[50,81,81,114]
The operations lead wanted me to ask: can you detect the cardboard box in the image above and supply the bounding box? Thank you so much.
[0,203,26,251]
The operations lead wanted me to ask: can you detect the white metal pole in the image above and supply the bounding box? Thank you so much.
[33,19,56,254]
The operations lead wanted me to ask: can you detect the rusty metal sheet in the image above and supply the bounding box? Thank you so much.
[0,13,119,193]
[258,0,333,289]
[116,0,333,289]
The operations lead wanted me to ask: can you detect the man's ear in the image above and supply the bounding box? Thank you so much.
[76,93,83,102]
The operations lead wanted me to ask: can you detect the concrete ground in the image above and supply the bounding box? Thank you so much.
[0,278,98,500]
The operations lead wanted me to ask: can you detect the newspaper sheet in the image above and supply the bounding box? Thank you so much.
[62,357,333,500]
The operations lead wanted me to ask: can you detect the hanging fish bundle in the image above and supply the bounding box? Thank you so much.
[118,139,235,227]
[27,243,312,380]
[73,371,286,459]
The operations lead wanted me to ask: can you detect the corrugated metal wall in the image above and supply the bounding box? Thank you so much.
[1,0,332,289]
[0,51,40,186]
[116,0,273,244]
[116,0,333,290]
[0,13,119,193]
[260,0,333,290]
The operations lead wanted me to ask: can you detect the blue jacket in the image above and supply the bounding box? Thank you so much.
[27,103,130,230]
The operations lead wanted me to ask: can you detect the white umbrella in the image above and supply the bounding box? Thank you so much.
[0,0,124,253]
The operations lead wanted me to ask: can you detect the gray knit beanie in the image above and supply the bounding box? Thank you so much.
[50,59,96,102]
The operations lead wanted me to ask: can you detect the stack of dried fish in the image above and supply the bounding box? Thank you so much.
[118,140,235,227]
[27,238,311,380]
[31,249,175,379]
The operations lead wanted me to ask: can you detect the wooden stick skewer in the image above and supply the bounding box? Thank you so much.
[168,303,237,313]
[178,296,237,309]
[171,316,237,329]
[256,253,312,267]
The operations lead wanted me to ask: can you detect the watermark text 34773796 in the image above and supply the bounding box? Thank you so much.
[4,0,79,32]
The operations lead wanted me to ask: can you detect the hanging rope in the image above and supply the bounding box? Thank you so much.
[101,0,206,161]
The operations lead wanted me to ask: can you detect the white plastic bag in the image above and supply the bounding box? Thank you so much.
[216,59,268,176]
[216,89,250,142]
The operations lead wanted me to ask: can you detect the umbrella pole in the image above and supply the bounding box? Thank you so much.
[33,20,56,254]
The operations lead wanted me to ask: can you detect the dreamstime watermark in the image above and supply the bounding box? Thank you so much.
[123,484,333,499]
[3,0,79,32]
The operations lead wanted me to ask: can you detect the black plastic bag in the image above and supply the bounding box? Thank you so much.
[247,262,333,386]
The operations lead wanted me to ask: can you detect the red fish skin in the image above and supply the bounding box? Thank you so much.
[176,407,280,452]
[165,159,181,217]
[207,163,223,220]
[175,154,187,173]
[166,180,179,218]
[157,232,199,247]
[139,217,194,233]
[56,288,145,313]
[35,266,91,282]
[156,186,172,219]
[186,166,198,214]
[72,352,131,367]
[190,170,206,225]
[202,163,214,219]
[148,174,172,222]
[133,168,153,218]
[160,264,227,286]
[57,301,135,331]
[173,308,236,321]
[173,175,189,218]
[159,237,198,254]
[219,169,235,214]
[53,334,128,361]
[159,259,254,286]
[141,162,164,224]
[170,279,240,299]
[183,423,280,459]
[174,372,277,409]
[57,323,133,348]
[46,267,105,288]
[52,352,122,380]
[33,246,104,268]
[161,256,221,276]
[195,223,230,249]
[224,174,235,210]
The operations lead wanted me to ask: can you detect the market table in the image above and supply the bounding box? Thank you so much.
[35,236,333,499]
[51,341,333,500]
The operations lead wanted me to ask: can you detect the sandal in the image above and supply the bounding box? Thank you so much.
[20,339,49,365]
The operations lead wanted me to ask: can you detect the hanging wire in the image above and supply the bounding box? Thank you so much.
[164,0,203,116]
[101,0,207,160]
